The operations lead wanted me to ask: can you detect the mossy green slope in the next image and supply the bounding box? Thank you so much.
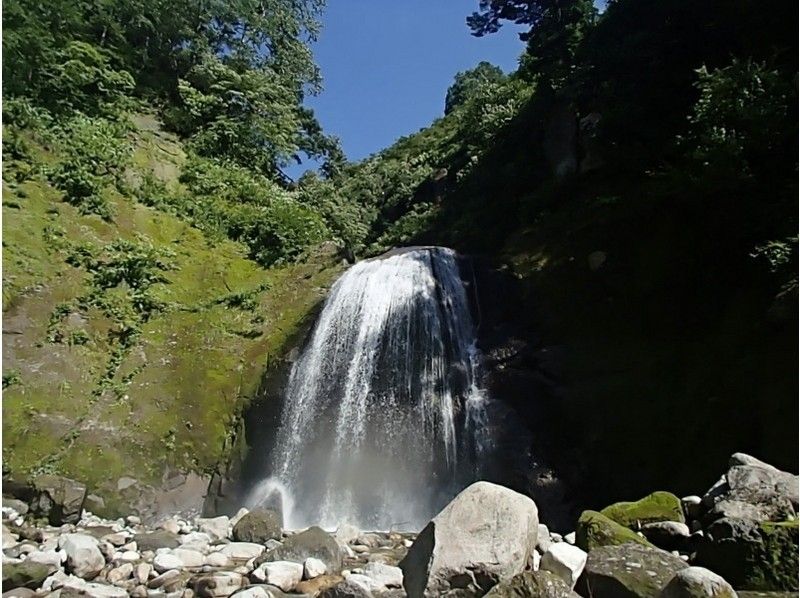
[2,115,343,514]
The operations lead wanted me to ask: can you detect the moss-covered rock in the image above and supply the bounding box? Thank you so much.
[601,491,685,529]
[232,509,282,543]
[2,561,56,591]
[695,518,799,591]
[575,510,654,552]
[578,543,688,598]
[659,567,737,598]
[485,570,580,597]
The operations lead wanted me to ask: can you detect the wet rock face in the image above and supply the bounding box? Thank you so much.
[399,481,539,597]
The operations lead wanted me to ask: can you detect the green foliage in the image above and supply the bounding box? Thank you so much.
[518,1,596,87]
[82,238,175,292]
[165,54,335,175]
[3,370,22,389]
[296,171,371,253]
[751,237,798,296]
[2,97,54,131]
[686,60,796,181]
[46,115,131,220]
[452,77,533,156]
[39,42,135,116]
[2,0,324,103]
[445,61,507,114]
[134,155,330,266]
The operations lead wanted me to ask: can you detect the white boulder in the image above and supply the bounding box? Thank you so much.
[196,516,230,541]
[399,481,539,597]
[540,542,587,589]
[262,561,303,592]
[60,533,105,579]
[303,557,327,579]
[153,552,184,572]
[363,562,403,588]
[220,542,265,561]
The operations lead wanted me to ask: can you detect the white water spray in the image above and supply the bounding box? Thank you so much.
[247,247,493,530]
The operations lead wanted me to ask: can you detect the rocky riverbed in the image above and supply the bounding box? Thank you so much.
[2,453,797,597]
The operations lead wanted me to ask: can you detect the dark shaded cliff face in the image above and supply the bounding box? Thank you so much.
[464,187,798,519]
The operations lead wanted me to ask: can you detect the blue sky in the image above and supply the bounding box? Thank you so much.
[287,1,527,178]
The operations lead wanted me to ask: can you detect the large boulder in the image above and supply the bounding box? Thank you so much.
[59,533,105,580]
[262,526,343,572]
[658,567,737,598]
[134,530,181,552]
[640,521,691,552]
[29,475,86,525]
[701,454,798,525]
[484,570,581,597]
[576,543,687,598]
[694,518,798,591]
[399,481,539,597]
[197,516,231,542]
[601,492,685,529]
[232,509,282,544]
[2,561,57,592]
[575,510,653,552]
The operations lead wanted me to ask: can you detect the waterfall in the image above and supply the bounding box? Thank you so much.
[246,246,494,531]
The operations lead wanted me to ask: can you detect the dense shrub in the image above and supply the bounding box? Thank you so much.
[46,114,131,220]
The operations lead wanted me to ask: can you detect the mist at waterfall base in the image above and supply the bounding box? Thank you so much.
[245,247,504,531]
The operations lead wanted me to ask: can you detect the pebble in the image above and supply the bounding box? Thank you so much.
[108,562,135,584]
[172,548,205,568]
[148,569,182,589]
[158,519,181,535]
[204,552,230,568]
[120,550,142,562]
[135,562,153,584]
[154,552,184,572]
[219,542,265,561]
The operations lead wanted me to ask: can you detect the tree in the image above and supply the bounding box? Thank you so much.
[445,62,507,114]
[467,0,595,87]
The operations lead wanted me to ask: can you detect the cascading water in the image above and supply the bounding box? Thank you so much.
[246,246,494,530]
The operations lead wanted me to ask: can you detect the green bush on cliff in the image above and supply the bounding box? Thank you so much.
[47,114,132,220]
[175,156,329,266]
